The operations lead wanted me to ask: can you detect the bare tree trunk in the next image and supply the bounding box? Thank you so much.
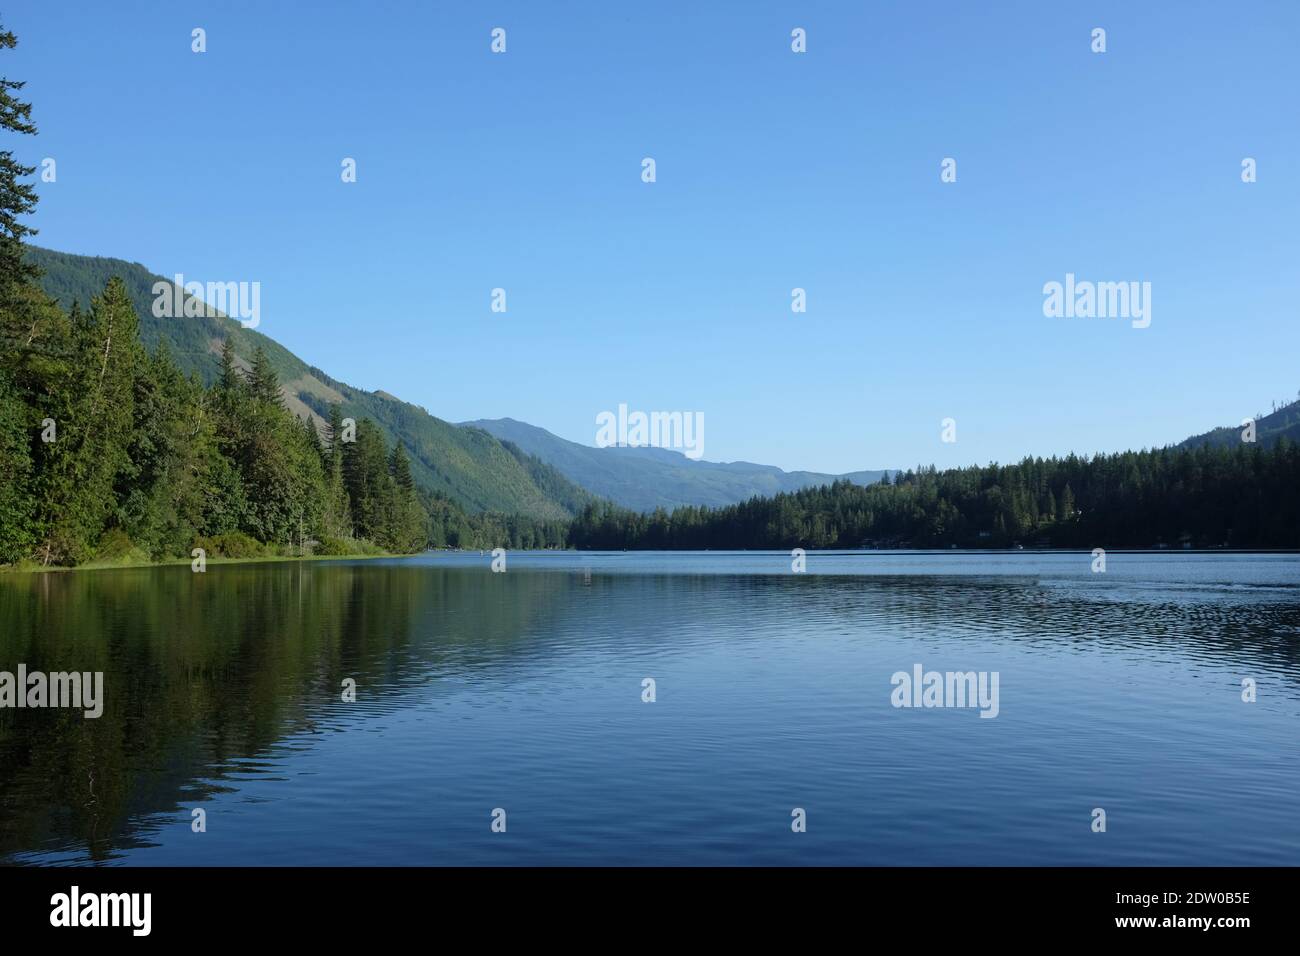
[91,310,114,414]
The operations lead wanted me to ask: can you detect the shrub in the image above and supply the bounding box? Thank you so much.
[94,527,145,563]
[192,532,268,559]
[315,535,386,556]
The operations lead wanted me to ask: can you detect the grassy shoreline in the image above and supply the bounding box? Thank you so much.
[9,546,1297,576]
[0,551,411,575]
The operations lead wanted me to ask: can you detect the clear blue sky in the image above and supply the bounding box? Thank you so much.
[8,0,1298,474]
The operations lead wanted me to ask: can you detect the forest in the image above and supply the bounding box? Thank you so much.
[0,277,427,566]
[0,279,563,567]
[567,442,1300,551]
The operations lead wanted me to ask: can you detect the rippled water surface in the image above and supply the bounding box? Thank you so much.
[1,551,1297,865]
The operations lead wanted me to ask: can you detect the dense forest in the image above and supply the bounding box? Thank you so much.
[0,270,428,565]
[0,277,569,565]
[0,284,565,566]
[568,441,1300,551]
[29,245,594,524]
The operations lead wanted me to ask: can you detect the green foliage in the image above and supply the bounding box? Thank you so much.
[192,532,269,559]
[0,21,40,301]
[419,487,571,550]
[92,527,146,564]
[569,443,1300,551]
[28,278,143,564]
[331,419,426,553]
[0,365,35,562]
[0,281,444,566]
[314,534,385,557]
[247,345,282,407]
[1180,395,1300,450]
[321,402,352,538]
[26,246,592,520]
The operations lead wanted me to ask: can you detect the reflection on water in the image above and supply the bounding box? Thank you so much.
[1,552,1298,866]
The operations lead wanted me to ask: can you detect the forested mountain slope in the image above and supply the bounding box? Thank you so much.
[29,247,588,520]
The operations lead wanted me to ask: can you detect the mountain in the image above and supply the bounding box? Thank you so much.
[28,247,590,520]
[1179,396,1300,451]
[459,417,891,512]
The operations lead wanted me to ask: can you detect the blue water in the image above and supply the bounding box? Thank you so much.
[1,551,1297,865]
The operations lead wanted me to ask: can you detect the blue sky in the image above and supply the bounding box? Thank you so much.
[8,0,1298,474]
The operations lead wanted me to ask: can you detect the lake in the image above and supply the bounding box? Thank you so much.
[1,551,1297,866]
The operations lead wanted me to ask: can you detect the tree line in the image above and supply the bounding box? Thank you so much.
[0,266,428,565]
[568,442,1300,551]
[0,268,570,565]
[0,270,573,565]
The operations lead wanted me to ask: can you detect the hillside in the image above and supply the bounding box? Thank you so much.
[460,417,891,512]
[569,442,1300,551]
[28,247,589,520]
[1179,396,1300,451]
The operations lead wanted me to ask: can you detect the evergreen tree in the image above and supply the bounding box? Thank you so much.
[390,439,413,493]
[384,441,426,553]
[342,418,390,540]
[0,364,34,561]
[246,343,283,408]
[302,412,319,450]
[0,22,39,301]
[32,278,141,563]
[114,340,218,558]
[247,344,281,407]
[217,336,242,400]
[1059,483,1075,521]
[320,402,352,538]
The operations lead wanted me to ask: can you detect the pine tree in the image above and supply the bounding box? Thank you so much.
[115,339,216,558]
[302,412,319,450]
[247,344,281,407]
[33,278,142,563]
[321,402,352,538]
[343,419,390,540]
[0,22,39,301]
[1059,483,1075,521]
[217,336,242,399]
[390,440,413,492]
[385,441,426,552]
[327,402,345,464]
[0,364,35,561]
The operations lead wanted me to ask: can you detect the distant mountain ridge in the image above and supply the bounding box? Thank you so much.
[29,247,590,520]
[459,417,892,512]
[1179,396,1300,451]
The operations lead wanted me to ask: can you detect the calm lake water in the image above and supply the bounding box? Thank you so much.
[2,551,1298,866]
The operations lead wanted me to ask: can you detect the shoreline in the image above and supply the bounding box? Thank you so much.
[0,551,408,576]
[6,546,1298,576]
